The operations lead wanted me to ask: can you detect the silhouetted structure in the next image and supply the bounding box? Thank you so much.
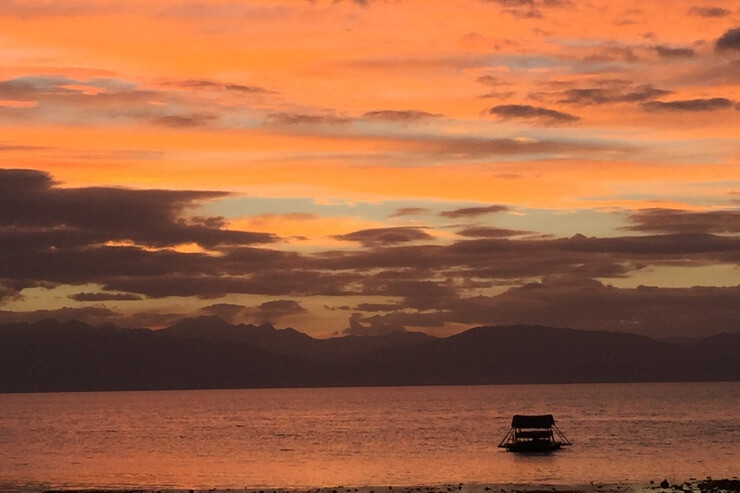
[498,414,571,452]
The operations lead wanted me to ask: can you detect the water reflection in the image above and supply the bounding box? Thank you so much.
[0,382,738,489]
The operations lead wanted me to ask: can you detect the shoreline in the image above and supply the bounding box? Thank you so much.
[8,479,737,493]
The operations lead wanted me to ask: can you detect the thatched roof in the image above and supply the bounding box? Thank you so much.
[511,414,555,428]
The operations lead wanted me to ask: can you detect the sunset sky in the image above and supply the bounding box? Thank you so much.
[1,0,738,338]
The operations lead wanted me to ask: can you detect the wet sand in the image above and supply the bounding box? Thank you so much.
[33,479,740,493]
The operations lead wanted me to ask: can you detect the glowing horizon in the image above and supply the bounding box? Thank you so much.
[1,0,738,337]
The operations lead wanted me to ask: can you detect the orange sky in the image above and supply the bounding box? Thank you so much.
[0,0,738,337]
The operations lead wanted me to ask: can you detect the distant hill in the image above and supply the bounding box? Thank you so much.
[157,315,434,362]
[1,318,738,392]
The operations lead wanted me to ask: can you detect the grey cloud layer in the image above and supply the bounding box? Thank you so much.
[716,27,740,52]
[557,84,671,105]
[334,227,434,247]
[440,205,509,218]
[0,75,271,128]
[688,6,731,17]
[653,45,696,58]
[349,280,740,338]
[487,0,568,19]
[642,98,736,112]
[0,169,274,248]
[169,79,272,93]
[0,74,632,159]
[362,110,444,121]
[200,300,306,324]
[265,112,352,125]
[489,104,579,124]
[626,209,740,234]
[456,226,532,238]
[2,169,739,338]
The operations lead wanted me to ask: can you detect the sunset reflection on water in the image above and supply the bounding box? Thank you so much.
[1,383,738,490]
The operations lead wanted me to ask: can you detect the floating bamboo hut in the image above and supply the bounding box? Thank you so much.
[498,414,572,453]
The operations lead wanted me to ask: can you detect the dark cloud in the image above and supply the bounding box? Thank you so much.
[344,312,407,336]
[557,84,671,105]
[332,0,371,6]
[5,176,736,305]
[0,76,96,101]
[689,6,731,17]
[479,90,516,100]
[335,227,433,247]
[178,80,226,89]
[0,279,35,302]
[614,7,644,26]
[0,78,42,99]
[580,46,639,63]
[357,279,740,339]
[529,80,671,105]
[492,0,538,5]
[314,233,740,280]
[0,75,270,130]
[456,226,531,238]
[486,0,568,19]
[0,288,18,302]
[476,75,511,87]
[625,209,740,234]
[475,72,517,99]
[642,98,735,112]
[265,112,351,125]
[440,205,509,218]
[0,168,274,249]
[0,168,287,302]
[254,300,306,322]
[414,134,618,158]
[360,278,457,309]
[226,83,271,93]
[0,75,230,128]
[116,310,187,329]
[3,169,740,336]
[343,54,492,73]
[355,302,402,312]
[653,45,696,58]
[154,113,217,128]
[715,27,740,52]
[685,59,740,85]
[324,305,352,312]
[99,268,357,299]
[0,306,119,325]
[0,143,51,152]
[173,79,272,94]
[362,110,444,121]
[0,76,157,107]
[389,207,430,218]
[198,300,305,324]
[199,303,247,323]
[69,292,144,301]
[489,104,580,124]
[488,280,740,339]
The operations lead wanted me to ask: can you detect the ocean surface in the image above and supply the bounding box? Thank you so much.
[1,382,739,490]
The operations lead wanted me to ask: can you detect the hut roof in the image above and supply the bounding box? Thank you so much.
[511,414,555,428]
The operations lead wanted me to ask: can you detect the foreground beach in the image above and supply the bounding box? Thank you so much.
[29,479,740,493]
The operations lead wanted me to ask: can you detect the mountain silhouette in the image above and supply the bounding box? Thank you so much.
[1,318,737,392]
[158,315,434,361]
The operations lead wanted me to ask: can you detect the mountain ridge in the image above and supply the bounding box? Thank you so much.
[1,318,738,392]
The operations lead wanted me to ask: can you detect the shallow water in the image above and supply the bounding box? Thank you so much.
[0,382,738,490]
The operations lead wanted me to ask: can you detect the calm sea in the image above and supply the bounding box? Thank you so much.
[1,382,739,490]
